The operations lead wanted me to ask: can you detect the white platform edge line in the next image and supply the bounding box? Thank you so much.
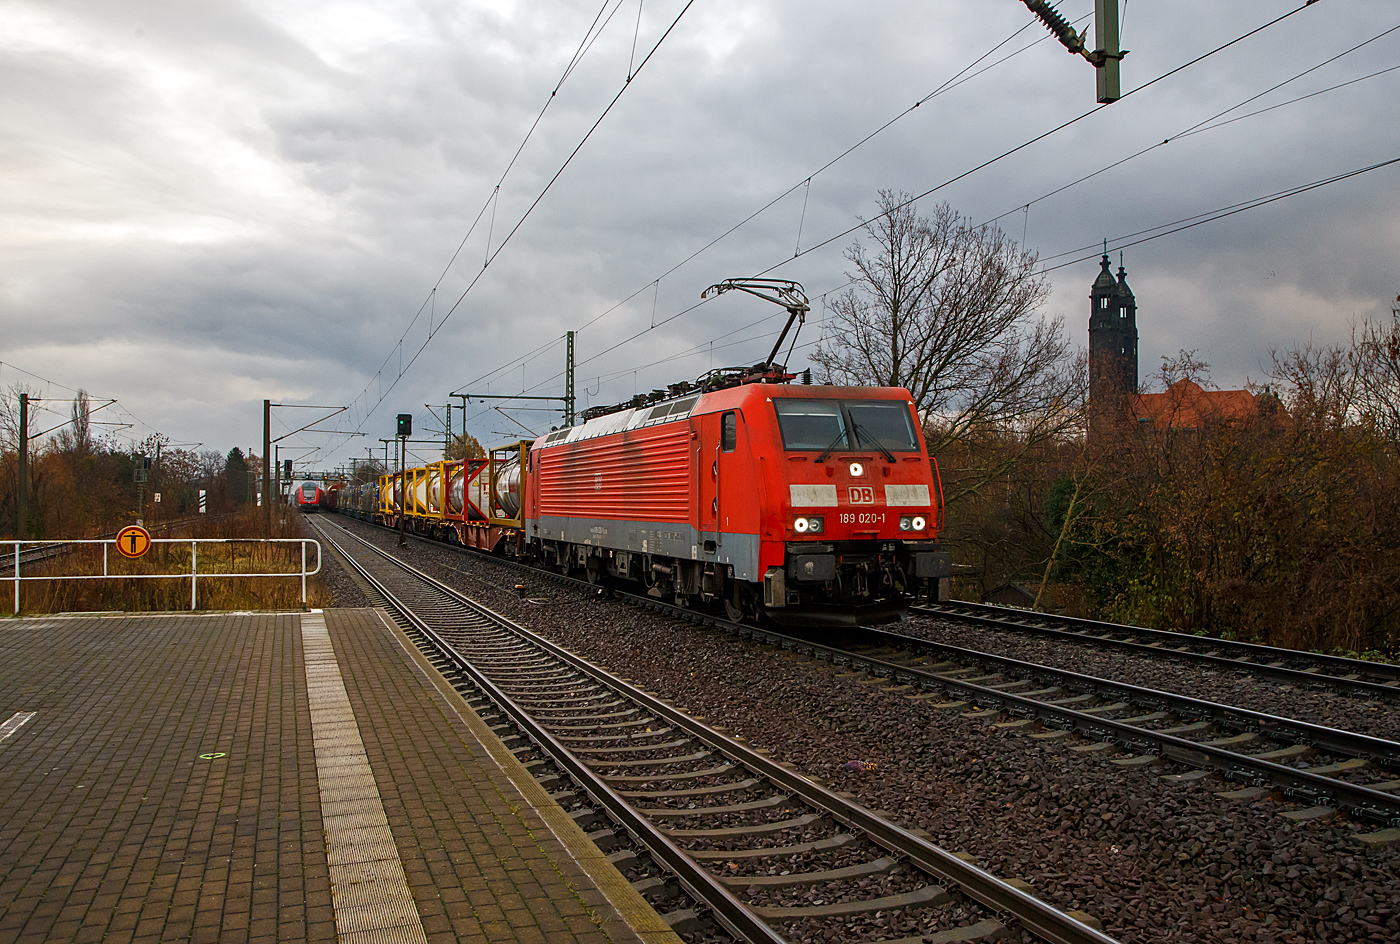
[302,613,428,944]
[0,711,36,745]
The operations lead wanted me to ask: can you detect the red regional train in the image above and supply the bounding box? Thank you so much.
[290,479,325,511]
[331,367,950,627]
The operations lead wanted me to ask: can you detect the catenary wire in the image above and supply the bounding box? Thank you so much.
[429,8,1080,406]
[344,0,698,437]
[346,1,1330,452]
[567,11,1076,339]
[743,0,1328,285]
[345,0,644,427]
[1038,155,1400,273]
[979,21,1400,231]
[509,0,1331,405]
[444,9,1090,422]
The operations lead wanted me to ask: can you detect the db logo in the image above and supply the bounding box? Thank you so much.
[848,486,874,505]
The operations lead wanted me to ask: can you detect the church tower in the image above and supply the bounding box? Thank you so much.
[1089,252,1138,405]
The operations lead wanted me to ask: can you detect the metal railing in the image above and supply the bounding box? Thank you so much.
[5,538,322,613]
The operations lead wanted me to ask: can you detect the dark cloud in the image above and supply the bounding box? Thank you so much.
[3,0,1397,463]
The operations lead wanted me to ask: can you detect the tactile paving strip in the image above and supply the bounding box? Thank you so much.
[303,611,430,944]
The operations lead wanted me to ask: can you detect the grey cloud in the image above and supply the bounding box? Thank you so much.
[2,0,1397,464]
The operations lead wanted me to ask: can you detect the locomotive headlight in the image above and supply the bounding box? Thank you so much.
[912,515,927,532]
[899,516,912,531]
[849,462,864,477]
[807,516,823,534]
[792,516,823,534]
[793,517,810,533]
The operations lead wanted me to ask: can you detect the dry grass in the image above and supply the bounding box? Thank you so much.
[4,509,333,615]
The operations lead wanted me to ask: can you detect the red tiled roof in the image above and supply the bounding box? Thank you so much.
[1129,379,1258,429]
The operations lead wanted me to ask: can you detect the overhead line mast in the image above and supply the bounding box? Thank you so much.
[1020,0,1126,102]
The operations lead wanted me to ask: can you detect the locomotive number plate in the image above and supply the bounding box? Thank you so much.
[840,512,886,524]
[848,486,875,505]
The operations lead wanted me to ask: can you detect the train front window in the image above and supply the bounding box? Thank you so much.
[846,401,919,452]
[774,399,848,451]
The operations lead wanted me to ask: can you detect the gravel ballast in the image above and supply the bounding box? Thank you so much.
[898,614,1400,745]
[327,518,1400,944]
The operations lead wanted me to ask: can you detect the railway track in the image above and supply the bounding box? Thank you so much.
[917,601,1400,701]
[323,513,1400,832]
[0,543,69,569]
[310,516,1120,944]
[1,512,243,570]
[838,631,1400,826]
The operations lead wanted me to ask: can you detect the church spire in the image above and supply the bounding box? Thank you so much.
[1089,248,1139,409]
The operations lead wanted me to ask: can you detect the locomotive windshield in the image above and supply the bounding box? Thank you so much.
[774,400,848,451]
[774,399,918,453]
[846,400,919,452]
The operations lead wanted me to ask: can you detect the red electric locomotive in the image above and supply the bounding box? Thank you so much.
[352,279,951,627]
[523,372,947,626]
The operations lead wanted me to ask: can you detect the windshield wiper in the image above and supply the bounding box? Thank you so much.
[816,429,849,463]
[853,423,896,462]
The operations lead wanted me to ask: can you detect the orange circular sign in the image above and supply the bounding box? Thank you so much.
[115,525,152,559]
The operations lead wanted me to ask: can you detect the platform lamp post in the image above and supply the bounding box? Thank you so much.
[16,393,28,541]
[263,399,271,536]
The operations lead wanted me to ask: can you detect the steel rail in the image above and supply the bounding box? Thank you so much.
[312,522,787,944]
[315,517,1122,944]
[683,607,1400,825]
[865,627,1400,766]
[710,605,1400,825]
[853,628,1400,825]
[918,601,1400,696]
[324,512,1400,823]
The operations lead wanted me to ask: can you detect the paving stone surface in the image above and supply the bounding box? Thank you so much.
[0,613,329,944]
[323,609,671,944]
[0,611,677,944]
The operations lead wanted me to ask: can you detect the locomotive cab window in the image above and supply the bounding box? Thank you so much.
[774,399,848,451]
[774,398,918,452]
[847,401,919,452]
[721,412,737,452]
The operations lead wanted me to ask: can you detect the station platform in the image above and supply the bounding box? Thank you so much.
[0,609,683,944]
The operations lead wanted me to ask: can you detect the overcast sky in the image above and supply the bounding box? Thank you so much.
[3,0,1398,472]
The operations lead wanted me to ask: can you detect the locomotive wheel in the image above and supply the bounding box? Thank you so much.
[585,558,606,586]
[723,580,750,623]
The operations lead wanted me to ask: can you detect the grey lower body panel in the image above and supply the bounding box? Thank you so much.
[531,514,762,581]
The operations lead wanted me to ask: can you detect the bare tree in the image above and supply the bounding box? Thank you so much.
[198,450,225,481]
[1352,295,1400,442]
[811,191,1083,499]
[0,383,41,454]
[51,389,95,457]
[71,389,93,457]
